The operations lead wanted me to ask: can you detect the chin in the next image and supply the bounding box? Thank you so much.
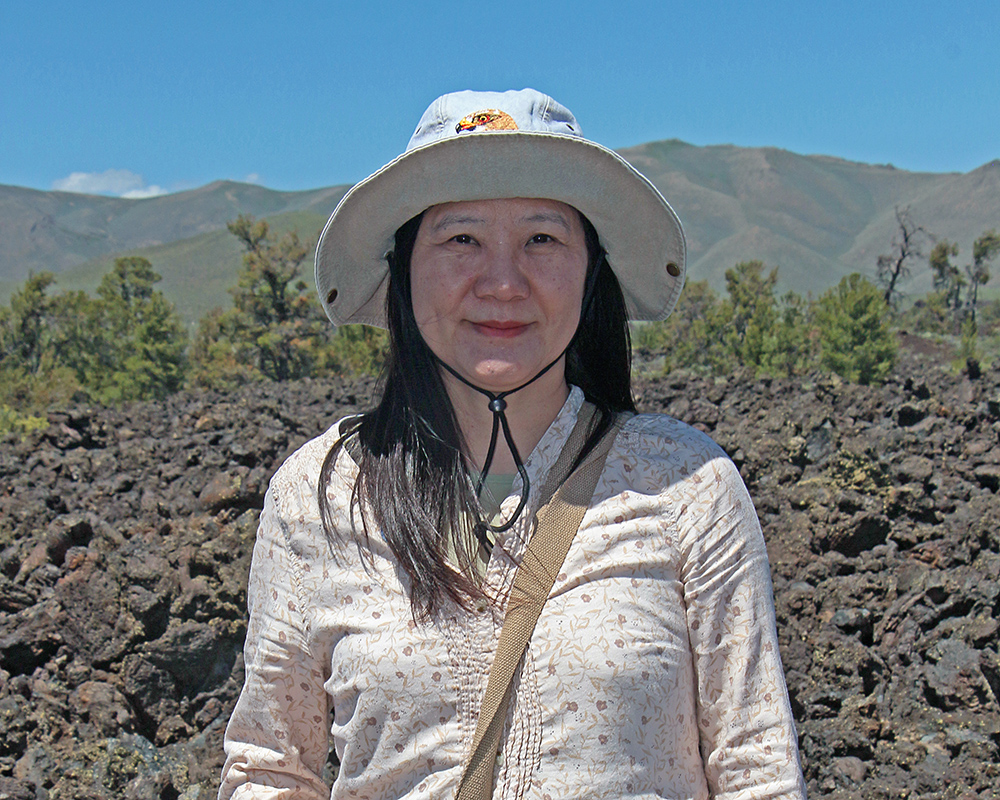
[470,368,528,393]
[468,355,564,393]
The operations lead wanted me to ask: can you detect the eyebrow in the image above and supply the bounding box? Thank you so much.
[429,214,486,231]
[520,211,572,233]
[428,210,574,233]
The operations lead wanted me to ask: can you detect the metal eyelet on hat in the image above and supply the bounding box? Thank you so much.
[666,262,681,277]
[327,289,339,304]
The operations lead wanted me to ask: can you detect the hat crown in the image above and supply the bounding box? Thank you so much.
[406,89,582,152]
[316,87,686,329]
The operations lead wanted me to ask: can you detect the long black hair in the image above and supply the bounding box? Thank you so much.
[318,210,636,619]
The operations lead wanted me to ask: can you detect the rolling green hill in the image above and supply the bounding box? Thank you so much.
[621,141,998,297]
[0,181,347,325]
[2,141,998,324]
[51,209,335,327]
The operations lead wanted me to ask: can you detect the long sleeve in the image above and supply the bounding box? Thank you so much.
[676,453,806,800]
[219,485,332,800]
[217,399,807,800]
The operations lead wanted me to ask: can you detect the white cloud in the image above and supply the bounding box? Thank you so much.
[52,169,168,198]
[121,185,167,199]
[244,173,261,184]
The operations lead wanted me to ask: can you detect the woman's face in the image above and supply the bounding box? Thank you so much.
[410,197,589,394]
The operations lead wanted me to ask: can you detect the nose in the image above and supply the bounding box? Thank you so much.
[473,243,529,301]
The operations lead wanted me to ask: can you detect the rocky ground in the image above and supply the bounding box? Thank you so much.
[0,354,998,799]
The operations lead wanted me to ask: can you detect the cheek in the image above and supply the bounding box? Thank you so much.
[410,264,463,331]
[409,259,439,325]
[409,279,432,327]
[543,266,587,317]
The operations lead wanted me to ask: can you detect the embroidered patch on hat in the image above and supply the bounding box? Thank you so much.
[455,109,518,134]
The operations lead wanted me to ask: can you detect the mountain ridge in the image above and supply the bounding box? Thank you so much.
[2,140,997,323]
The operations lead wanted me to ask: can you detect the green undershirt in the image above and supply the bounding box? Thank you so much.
[444,472,517,583]
[478,473,516,521]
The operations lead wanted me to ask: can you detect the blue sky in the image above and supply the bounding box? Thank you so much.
[2,0,997,197]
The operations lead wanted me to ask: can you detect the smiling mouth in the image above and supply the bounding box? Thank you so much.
[471,320,530,338]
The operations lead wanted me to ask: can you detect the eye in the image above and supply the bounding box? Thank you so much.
[529,233,555,245]
[449,233,475,245]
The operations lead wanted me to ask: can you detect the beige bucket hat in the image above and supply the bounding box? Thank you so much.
[315,88,686,328]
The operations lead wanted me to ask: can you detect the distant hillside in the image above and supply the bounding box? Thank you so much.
[624,141,999,297]
[49,208,336,327]
[2,142,998,324]
[0,182,348,324]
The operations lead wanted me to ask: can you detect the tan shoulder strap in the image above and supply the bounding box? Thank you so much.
[456,402,629,800]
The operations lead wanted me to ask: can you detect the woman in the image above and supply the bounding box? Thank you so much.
[220,89,806,800]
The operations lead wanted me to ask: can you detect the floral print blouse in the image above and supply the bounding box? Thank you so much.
[220,387,806,799]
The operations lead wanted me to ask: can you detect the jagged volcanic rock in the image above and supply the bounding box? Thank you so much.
[1,366,998,799]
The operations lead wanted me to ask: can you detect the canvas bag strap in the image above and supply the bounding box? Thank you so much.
[455,401,629,800]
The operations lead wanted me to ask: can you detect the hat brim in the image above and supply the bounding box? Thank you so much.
[315,131,686,328]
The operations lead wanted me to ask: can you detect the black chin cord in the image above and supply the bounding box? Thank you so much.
[434,352,566,542]
[400,239,606,553]
[435,254,606,551]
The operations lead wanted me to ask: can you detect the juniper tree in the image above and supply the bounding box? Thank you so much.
[90,256,188,402]
[191,215,332,386]
[966,229,1000,328]
[815,273,897,385]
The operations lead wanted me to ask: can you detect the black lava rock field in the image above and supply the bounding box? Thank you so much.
[1,362,999,799]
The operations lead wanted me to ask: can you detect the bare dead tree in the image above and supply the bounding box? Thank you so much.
[876,206,928,308]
